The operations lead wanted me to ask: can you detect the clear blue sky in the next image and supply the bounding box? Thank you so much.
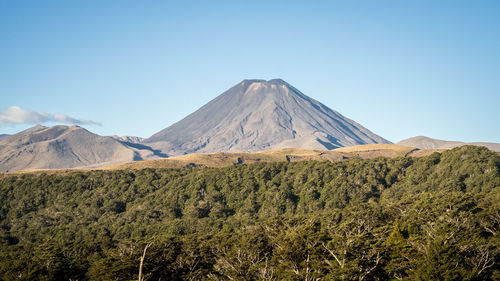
[1,0,499,143]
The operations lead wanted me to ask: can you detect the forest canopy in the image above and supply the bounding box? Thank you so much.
[0,145,499,280]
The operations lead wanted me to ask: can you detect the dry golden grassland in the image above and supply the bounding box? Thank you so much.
[1,144,441,174]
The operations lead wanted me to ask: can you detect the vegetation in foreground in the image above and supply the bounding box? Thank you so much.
[0,146,498,280]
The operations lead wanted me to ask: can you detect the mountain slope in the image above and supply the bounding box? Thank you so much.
[398,136,500,152]
[111,135,145,144]
[0,125,158,172]
[145,79,390,155]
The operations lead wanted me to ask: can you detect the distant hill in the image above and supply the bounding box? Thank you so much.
[110,135,145,144]
[0,125,158,172]
[144,79,390,156]
[398,136,500,152]
[0,134,9,141]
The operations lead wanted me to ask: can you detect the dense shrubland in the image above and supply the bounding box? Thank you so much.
[0,146,498,280]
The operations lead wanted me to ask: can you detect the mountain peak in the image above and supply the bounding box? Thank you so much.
[20,124,47,134]
[241,78,288,86]
[240,79,298,100]
[397,136,500,152]
[267,78,287,84]
[145,79,390,155]
[241,79,266,84]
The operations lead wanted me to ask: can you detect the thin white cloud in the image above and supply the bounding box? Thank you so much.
[52,113,100,126]
[0,106,101,126]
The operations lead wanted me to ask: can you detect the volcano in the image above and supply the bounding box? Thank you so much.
[145,79,390,155]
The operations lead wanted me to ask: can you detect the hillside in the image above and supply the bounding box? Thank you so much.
[0,146,498,280]
[0,125,158,172]
[398,136,500,152]
[102,144,434,170]
[144,79,390,156]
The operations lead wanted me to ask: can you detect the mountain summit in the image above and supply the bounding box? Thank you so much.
[145,79,390,155]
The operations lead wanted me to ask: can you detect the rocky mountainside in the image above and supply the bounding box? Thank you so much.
[110,135,145,144]
[145,79,390,155]
[0,125,157,172]
[398,136,500,152]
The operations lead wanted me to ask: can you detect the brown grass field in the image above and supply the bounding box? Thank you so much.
[101,144,438,170]
[1,144,441,175]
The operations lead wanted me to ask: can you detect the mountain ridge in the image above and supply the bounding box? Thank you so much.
[0,125,158,172]
[5,80,498,172]
[398,136,500,152]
